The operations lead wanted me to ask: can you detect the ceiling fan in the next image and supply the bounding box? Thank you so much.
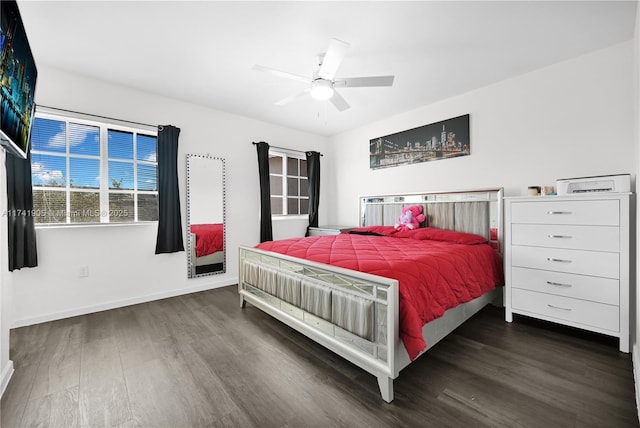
[252,38,394,112]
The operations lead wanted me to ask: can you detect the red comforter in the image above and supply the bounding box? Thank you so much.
[190,223,224,257]
[256,227,503,360]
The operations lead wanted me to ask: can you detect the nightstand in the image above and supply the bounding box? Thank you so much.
[307,225,355,236]
[504,193,633,352]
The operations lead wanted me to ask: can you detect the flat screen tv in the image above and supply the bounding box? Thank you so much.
[0,0,37,159]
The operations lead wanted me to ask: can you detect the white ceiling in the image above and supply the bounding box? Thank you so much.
[18,1,637,137]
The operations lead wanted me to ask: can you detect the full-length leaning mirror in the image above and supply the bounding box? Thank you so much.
[186,154,226,278]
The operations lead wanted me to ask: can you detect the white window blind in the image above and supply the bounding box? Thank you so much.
[268,149,308,216]
[30,112,158,225]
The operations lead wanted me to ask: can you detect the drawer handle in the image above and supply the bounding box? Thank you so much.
[547,257,572,263]
[548,235,572,239]
[546,280,572,288]
[548,304,572,311]
[547,211,572,215]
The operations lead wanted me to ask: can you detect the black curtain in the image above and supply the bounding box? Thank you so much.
[6,149,38,271]
[155,125,184,254]
[305,151,321,237]
[256,141,272,242]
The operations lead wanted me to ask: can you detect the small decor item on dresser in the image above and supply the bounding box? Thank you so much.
[527,186,541,196]
[541,185,555,196]
[394,205,426,231]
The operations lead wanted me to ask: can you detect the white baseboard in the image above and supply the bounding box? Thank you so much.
[633,343,640,423]
[12,277,238,328]
[1,360,14,398]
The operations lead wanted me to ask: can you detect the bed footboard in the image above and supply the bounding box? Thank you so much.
[239,245,400,402]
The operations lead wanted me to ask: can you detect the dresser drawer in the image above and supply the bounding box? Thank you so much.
[511,289,619,332]
[511,267,619,305]
[510,200,619,226]
[511,245,619,279]
[511,224,619,252]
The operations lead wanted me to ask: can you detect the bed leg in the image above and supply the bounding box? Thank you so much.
[377,376,393,403]
[239,293,246,309]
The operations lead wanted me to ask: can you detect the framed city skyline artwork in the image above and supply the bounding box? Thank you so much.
[369,114,470,170]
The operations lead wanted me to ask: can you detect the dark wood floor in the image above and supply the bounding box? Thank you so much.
[1,285,637,428]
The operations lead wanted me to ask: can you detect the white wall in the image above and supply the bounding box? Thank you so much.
[8,67,326,326]
[326,42,635,227]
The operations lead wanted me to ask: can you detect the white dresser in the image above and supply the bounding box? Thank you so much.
[504,193,633,352]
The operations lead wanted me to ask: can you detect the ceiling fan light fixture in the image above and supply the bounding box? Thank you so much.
[253,38,394,111]
[310,79,334,100]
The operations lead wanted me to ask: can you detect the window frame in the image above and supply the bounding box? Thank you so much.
[30,111,158,227]
[268,149,308,218]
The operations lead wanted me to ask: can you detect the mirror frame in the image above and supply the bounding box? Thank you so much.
[186,153,226,278]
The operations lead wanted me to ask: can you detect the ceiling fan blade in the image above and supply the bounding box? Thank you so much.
[252,64,311,84]
[329,90,350,112]
[275,88,310,106]
[318,38,350,80]
[334,75,395,88]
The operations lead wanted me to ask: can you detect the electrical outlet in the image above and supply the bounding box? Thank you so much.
[79,265,89,277]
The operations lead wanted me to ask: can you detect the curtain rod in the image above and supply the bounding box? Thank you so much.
[36,104,158,130]
[252,142,323,156]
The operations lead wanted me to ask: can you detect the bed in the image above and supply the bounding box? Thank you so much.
[238,188,504,402]
[189,223,224,276]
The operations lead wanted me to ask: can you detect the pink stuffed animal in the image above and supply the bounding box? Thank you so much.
[394,205,426,231]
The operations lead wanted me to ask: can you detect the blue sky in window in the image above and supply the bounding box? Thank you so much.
[70,123,100,156]
[31,118,66,186]
[137,135,157,162]
[109,161,134,190]
[108,130,133,159]
[31,153,65,186]
[138,164,157,191]
[31,118,157,189]
[70,158,99,188]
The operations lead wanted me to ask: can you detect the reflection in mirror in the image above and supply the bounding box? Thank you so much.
[186,154,226,278]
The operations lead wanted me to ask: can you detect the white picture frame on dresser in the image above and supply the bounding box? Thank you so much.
[504,192,633,352]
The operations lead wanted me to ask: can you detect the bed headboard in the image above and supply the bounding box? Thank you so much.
[359,188,503,253]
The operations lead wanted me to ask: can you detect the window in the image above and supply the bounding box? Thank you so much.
[269,150,308,216]
[30,113,158,225]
